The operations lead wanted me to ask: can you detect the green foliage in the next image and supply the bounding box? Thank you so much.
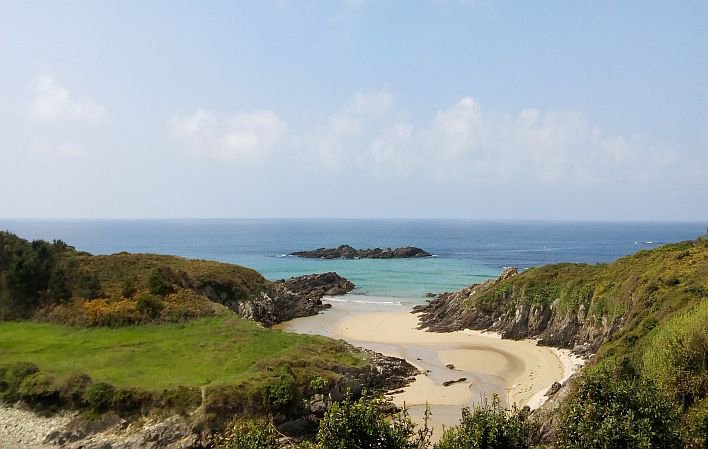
[18,372,59,407]
[683,397,708,449]
[148,267,174,296]
[642,301,708,408]
[264,368,295,409]
[1,361,40,398]
[309,375,329,394]
[435,395,533,449]
[47,266,71,302]
[0,231,269,324]
[120,275,137,297]
[59,373,92,408]
[136,293,164,319]
[76,271,102,299]
[557,364,681,449]
[214,419,279,449]
[317,393,416,449]
[85,382,116,412]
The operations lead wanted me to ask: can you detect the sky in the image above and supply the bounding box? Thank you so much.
[1,0,707,221]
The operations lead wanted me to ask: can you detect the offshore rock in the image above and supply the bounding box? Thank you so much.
[291,244,432,259]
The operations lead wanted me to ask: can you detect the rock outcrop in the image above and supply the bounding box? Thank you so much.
[201,272,355,327]
[291,245,432,259]
[413,267,619,355]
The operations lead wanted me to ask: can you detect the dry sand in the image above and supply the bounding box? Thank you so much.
[277,296,582,438]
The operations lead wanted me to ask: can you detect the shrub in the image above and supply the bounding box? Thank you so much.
[1,362,40,398]
[136,293,164,319]
[683,397,708,449]
[317,394,416,449]
[85,382,116,412]
[557,365,681,449]
[121,275,137,298]
[309,375,329,394]
[265,370,295,410]
[148,267,173,296]
[642,301,708,408]
[435,395,533,449]
[113,387,153,416]
[18,372,59,408]
[214,418,279,449]
[59,373,93,408]
[76,272,102,299]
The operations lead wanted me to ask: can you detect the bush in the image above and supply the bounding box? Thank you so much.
[557,365,681,449]
[642,301,708,408]
[121,275,137,298]
[214,419,279,449]
[76,272,102,299]
[136,293,164,319]
[317,394,416,449]
[309,375,329,394]
[113,387,153,416]
[1,362,40,399]
[683,397,708,449]
[18,372,59,408]
[265,370,295,410]
[85,382,116,412]
[435,395,533,449]
[148,267,173,296]
[59,373,93,408]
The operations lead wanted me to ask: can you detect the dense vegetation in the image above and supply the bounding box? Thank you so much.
[0,231,267,325]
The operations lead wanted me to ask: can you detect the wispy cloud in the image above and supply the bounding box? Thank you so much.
[28,76,105,123]
[169,109,287,162]
[306,92,681,184]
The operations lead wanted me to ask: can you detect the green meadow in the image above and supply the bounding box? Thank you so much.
[0,316,361,390]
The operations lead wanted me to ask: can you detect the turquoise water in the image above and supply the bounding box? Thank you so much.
[1,219,704,303]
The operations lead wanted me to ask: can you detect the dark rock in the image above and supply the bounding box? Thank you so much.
[442,378,467,387]
[424,292,438,298]
[545,381,562,397]
[445,364,455,370]
[233,272,354,327]
[291,245,432,259]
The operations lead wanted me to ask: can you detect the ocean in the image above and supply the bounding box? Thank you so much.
[1,219,704,302]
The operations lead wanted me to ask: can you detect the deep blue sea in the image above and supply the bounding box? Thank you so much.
[1,220,704,303]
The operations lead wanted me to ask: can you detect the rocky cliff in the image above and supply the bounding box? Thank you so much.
[291,244,432,259]
[203,272,354,327]
[414,238,707,356]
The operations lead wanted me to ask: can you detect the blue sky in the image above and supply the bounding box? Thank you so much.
[1,0,707,220]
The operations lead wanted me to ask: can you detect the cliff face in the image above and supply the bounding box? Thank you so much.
[415,238,707,356]
[199,272,355,327]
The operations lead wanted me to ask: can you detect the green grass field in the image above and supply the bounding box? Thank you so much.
[0,316,362,390]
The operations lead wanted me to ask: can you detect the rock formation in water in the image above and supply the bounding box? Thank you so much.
[291,244,432,259]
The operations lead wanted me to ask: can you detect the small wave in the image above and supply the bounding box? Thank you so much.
[325,297,403,306]
[275,254,288,258]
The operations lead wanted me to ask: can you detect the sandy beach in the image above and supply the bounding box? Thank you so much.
[277,296,582,437]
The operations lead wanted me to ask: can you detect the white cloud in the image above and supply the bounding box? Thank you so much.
[170,109,287,162]
[29,76,105,122]
[308,92,679,184]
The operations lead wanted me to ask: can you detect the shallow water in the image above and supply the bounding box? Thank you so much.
[1,219,702,301]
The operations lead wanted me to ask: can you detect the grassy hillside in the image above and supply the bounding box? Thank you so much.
[465,236,707,357]
[0,231,268,325]
[0,316,361,390]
